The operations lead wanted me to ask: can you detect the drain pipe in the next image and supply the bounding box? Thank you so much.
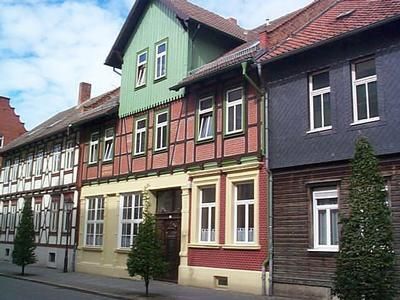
[242,62,270,296]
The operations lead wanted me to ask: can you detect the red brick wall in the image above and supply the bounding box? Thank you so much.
[0,97,26,147]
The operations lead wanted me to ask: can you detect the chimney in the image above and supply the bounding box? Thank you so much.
[227,17,237,25]
[78,82,92,105]
[259,30,270,49]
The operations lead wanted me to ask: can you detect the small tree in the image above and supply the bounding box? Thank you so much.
[12,200,37,276]
[127,187,167,297]
[334,138,395,300]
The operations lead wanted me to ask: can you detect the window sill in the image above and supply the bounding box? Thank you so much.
[133,152,146,158]
[80,247,103,252]
[188,243,221,249]
[222,244,261,250]
[88,162,98,167]
[154,75,167,84]
[196,137,214,145]
[224,131,244,139]
[101,160,114,165]
[115,248,131,254]
[307,248,338,253]
[153,148,168,154]
[135,84,147,91]
[351,117,380,126]
[307,126,333,134]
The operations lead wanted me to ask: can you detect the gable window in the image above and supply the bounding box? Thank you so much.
[134,117,147,155]
[85,197,104,247]
[2,160,11,183]
[89,132,99,164]
[34,150,44,177]
[103,128,114,162]
[155,41,167,80]
[199,186,216,243]
[198,97,214,141]
[235,181,254,243]
[312,188,339,251]
[120,193,143,248]
[25,154,33,178]
[136,50,148,87]
[34,203,41,232]
[10,157,19,181]
[0,136,4,148]
[155,111,168,151]
[52,144,61,172]
[309,71,332,131]
[352,58,378,123]
[49,200,59,232]
[65,141,74,170]
[226,87,243,134]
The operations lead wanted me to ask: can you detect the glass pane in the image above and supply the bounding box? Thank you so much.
[139,52,147,63]
[323,93,331,126]
[313,95,322,128]
[331,209,339,245]
[312,72,329,90]
[355,59,376,79]
[318,210,327,245]
[202,187,215,203]
[236,205,246,242]
[356,84,368,120]
[199,116,207,138]
[317,198,337,206]
[157,43,166,54]
[235,104,242,131]
[368,81,378,118]
[201,208,208,230]
[157,127,162,149]
[237,182,254,200]
[228,89,242,102]
[157,113,167,124]
[200,98,212,111]
[162,126,167,148]
[228,106,234,132]
[91,133,99,141]
[137,119,146,129]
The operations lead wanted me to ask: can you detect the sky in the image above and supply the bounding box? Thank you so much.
[0,0,312,130]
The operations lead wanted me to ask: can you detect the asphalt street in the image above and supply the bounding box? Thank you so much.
[0,276,114,300]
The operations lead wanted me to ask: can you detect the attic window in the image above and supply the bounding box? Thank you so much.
[336,9,356,20]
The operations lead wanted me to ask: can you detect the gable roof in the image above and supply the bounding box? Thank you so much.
[259,0,400,62]
[105,0,250,69]
[0,88,120,154]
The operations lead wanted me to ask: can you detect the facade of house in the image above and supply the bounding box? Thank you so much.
[0,83,119,271]
[0,96,26,150]
[258,1,400,299]
[76,0,270,295]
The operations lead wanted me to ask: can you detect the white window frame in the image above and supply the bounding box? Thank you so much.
[119,193,143,249]
[226,87,244,135]
[198,97,214,141]
[25,154,33,178]
[155,111,168,151]
[64,141,74,170]
[85,197,104,247]
[234,181,255,244]
[49,200,59,232]
[199,186,216,243]
[10,157,19,182]
[155,41,167,80]
[351,58,379,124]
[2,206,8,230]
[34,150,44,177]
[34,203,41,232]
[0,136,4,148]
[9,205,16,231]
[63,201,74,233]
[89,132,99,164]
[2,160,11,183]
[308,71,332,132]
[103,128,114,162]
[136,50,148,87]
[134,117,147,155]
[52,144,62,172]
[312,188,339,252]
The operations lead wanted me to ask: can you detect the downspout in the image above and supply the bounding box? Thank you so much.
[242,62,269,296]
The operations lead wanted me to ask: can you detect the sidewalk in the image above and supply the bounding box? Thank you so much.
[0,261,292,300]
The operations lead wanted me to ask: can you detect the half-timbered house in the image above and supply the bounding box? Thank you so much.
[0,83,119,271]
[76,0,271,295]
[256,1,400,299]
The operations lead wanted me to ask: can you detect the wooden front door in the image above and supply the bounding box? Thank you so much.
[155,189,182,282]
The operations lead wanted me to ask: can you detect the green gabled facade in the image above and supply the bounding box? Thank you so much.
[108,0,245,118]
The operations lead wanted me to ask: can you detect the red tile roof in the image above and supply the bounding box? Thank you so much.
[260,0,400,62]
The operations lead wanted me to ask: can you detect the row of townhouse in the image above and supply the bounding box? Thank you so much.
[1,0,400,299]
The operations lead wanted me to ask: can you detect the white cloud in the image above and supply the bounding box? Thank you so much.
[0,0,311,130]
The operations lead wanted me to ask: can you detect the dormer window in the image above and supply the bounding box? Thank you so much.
[0,136,4,148]
[136,50,148,87]
[155,41,167,80]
